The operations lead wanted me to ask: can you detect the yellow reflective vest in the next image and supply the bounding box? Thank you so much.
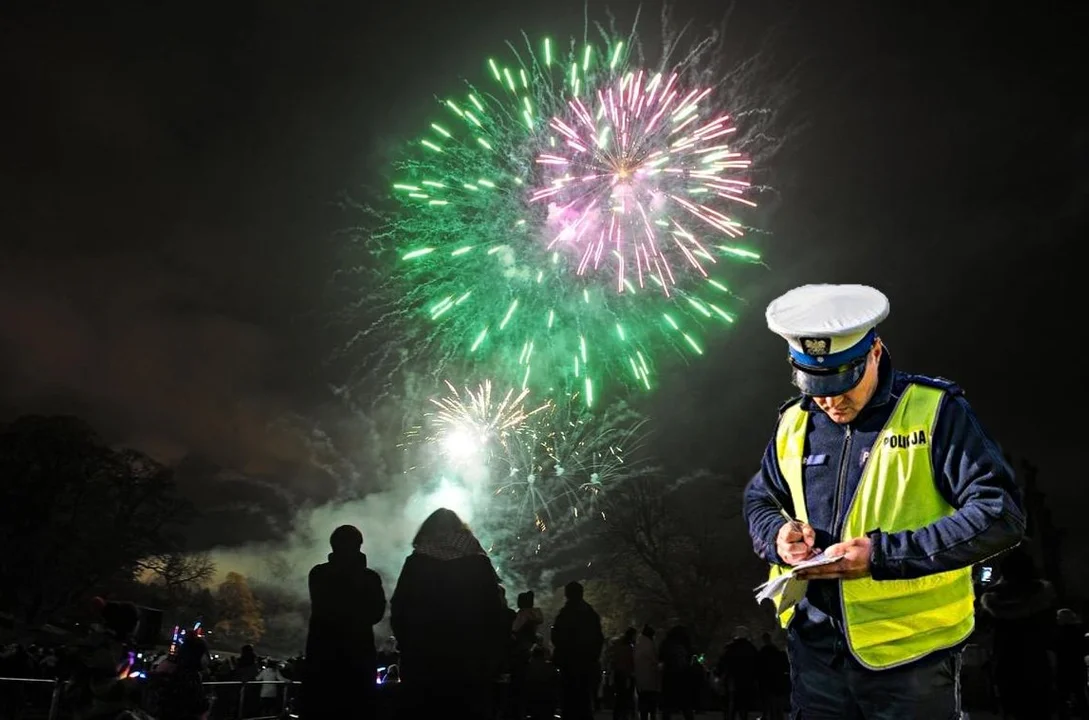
[766,383,975,669]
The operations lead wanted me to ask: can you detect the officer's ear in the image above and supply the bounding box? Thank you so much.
[871,339,883,363]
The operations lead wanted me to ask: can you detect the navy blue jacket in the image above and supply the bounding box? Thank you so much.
[744,354,1025,637]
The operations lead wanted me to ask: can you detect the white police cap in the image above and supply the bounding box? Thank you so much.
[765,284,889,396]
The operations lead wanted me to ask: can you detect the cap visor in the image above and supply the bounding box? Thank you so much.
[792,360,866,397]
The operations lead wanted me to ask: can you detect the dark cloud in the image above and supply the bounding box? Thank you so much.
[174,456,297,549]
[0,254,291,469]
[0,251,379,550]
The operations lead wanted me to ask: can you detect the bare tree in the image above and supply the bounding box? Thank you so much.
[582,579,640,639]
[139,552,216,594]
[0,416,194,624]
[600,470,764,648]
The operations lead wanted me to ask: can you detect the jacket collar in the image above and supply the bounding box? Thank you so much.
[328,550,368,567]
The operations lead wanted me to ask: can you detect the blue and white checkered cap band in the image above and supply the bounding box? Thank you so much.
[788,328,877,370]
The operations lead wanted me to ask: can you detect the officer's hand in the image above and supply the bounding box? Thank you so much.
[796,537,872,580]
[776,521,817,565]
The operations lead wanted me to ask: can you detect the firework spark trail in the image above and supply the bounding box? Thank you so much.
[428,379,550,463]
[489,393,648,526]
[381,21,774,407]
[538,398,648,520]
[478,393,651,579]
[414,378,647,532]
[531,73,755,304]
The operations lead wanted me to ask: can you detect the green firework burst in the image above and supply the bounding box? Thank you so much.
[386,25,767,407]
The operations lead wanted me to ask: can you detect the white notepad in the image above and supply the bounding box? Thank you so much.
[753,552,844,613]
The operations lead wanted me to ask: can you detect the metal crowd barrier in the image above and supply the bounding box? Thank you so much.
[205,679,298,719]
[0,676,63,719]
[0,676,298,720]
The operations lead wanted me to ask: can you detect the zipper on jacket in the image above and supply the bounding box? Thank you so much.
[830,425,852,537]
[829,425,853,648]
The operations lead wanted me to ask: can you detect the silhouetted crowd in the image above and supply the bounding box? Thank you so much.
[3,512,1088,719]
[973,547,1089,719]
[299,510,794,720]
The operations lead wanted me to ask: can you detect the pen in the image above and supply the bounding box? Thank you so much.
[768,495,825,564]
[768,492,803,532]
[778,507,803,533]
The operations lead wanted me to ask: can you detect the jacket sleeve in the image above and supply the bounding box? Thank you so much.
[870,390,1026,580]
[743,438,794,566]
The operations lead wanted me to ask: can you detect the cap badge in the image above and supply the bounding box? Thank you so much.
[801,337,831,361]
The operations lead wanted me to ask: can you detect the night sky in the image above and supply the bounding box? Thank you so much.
[2,3,1084,585]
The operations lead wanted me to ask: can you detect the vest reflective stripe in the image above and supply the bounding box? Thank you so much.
[766,384,975,669]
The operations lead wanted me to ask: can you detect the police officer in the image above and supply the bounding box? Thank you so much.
[743,284,1025,719]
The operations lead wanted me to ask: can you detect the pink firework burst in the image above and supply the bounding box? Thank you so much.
[531,70,755,296]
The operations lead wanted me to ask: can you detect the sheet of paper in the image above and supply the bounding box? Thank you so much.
[775,575,809,613]
[790,551,845,571]
[753,552,844,613]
